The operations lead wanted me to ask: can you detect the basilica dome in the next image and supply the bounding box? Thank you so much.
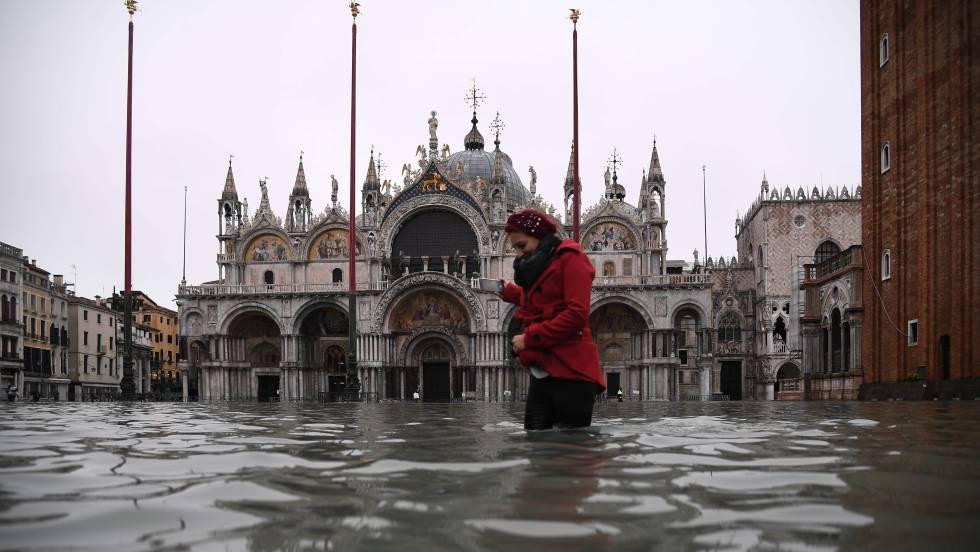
[446,115,529,212]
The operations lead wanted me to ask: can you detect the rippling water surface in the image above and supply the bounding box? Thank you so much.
[1,401,978,551]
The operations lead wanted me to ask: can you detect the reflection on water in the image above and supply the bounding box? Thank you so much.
[1,402,978,551]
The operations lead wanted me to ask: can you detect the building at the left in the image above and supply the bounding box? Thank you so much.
[1,242,24,397]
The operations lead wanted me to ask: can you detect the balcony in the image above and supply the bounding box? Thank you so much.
[804,245,862,282]
[592,274,709,288]
[178,281,389,297]
[0,352,20,362]
[217,253,237,263]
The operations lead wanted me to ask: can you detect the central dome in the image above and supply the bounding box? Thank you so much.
[446,116,529,212]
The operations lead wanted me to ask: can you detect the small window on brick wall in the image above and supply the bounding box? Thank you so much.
[881,142,891,173]
[881,249,892,280]
[907,319,918,346]
[880,33,889,66]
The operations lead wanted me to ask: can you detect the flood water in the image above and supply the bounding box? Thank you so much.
[0,401,978,551]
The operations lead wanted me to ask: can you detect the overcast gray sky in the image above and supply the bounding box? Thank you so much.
[0,0,859,308]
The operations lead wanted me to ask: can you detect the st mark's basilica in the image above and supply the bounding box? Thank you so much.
[176,103,826,403]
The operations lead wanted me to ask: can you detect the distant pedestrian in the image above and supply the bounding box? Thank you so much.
[617,388,624,402]
[412,389,420,401]
[7,384,17,402]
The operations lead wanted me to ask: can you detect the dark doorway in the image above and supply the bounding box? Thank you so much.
[423,362,450,401]
[606,372,621,399]
[939,335,951,380]
[720,361,742,400]
[452,366,463,399]
[328,375,346,394]
[405,368,420,399]
[257,375,280,401]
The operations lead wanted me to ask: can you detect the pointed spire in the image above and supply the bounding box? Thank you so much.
[364,147,380,186]
[647,139,664,181]
[492,145,504,184]
[291,151,308,196]
[222,155,238,200]
[564,143,575,193]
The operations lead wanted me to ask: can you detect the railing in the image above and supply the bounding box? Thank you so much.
[0,352,20,361]
[778,378,801,392]
[178,281,389,296]
[593,274,709,287]
[0,242,24,259]
[804,245,861,281]
[217,253,236,263]
[771,340,788,354]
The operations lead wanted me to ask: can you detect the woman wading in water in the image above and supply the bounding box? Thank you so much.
[500,209,605,429]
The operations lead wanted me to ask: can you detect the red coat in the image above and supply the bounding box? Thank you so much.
[502,239,605,390]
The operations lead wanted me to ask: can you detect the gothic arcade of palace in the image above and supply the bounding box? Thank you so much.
[176,110,861,402]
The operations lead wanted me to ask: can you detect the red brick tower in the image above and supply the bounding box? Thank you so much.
[860,0,979,394]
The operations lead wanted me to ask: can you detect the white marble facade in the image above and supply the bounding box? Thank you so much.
[177,113,717,402]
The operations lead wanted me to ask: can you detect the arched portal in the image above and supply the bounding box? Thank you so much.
[297,305,350,398]
[591,302,647,399]
[590,302,646,364]
[226,310,282,401]
[390,210,480,277]
[417,338,452,402]
[775,362,802,400]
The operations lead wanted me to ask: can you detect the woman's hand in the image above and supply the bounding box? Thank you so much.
[512,333,526,353]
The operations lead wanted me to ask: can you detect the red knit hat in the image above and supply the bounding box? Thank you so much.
[505,209,558,238]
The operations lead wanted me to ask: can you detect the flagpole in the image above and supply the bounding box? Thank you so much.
[182,186,187,286]
[570,9,581,242]
[121,0,138,401]
[347,2,360,399]
[702,165,708,264]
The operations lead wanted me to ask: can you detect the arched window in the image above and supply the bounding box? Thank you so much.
[264,270,274,285]
[773,316,787,347]
[0,295,7,321]
[879,33,889,66]
[9,296,15,321]
[718,312,741,342]
[674,309,701,352]
[814,240,841,263]
[831,308,842,372]
[842,321,850,371]
[332,268,343,283]
[881,142,891,173]
[881,249,891,280]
